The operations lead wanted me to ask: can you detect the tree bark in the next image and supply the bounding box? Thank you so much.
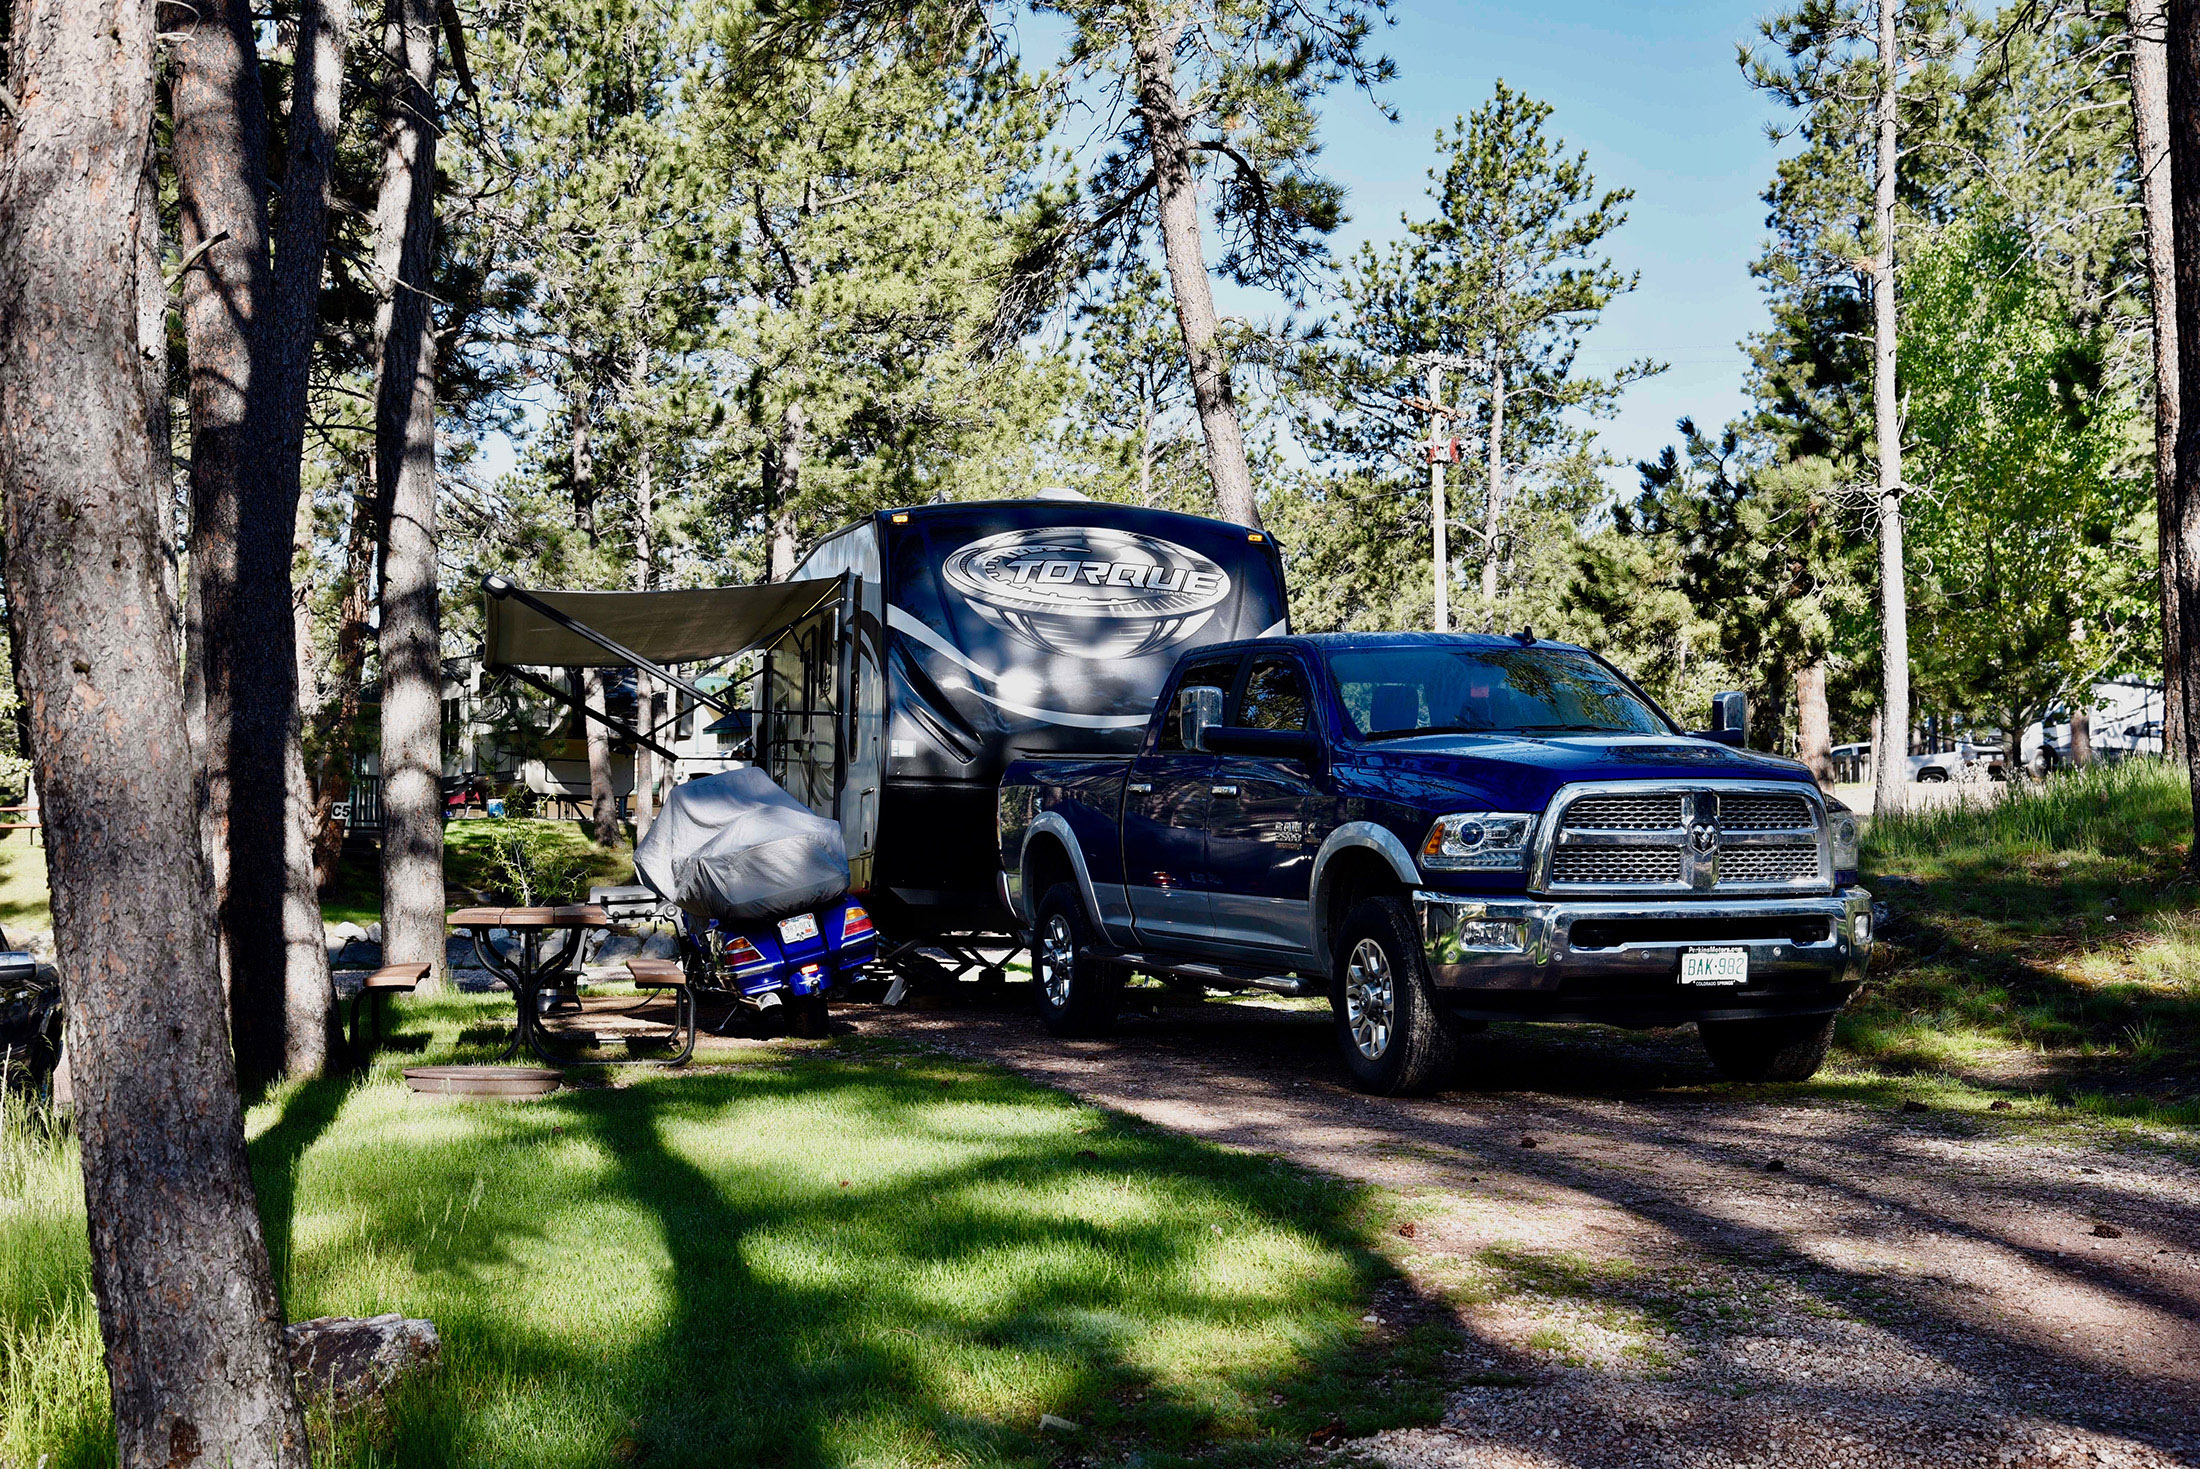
[171,0,277,1038]
[1797,661,1833,793]
[1425,361,1450,634]
[1869,0,1910,821]
[2070,703,2094,768]
[767,401,805,581]
[1480,354,1506,629]
[583,668,618,844]
[372,0,445,986]
[135,140,176,628]
[0,0,308,1453]
[1131,18,1259,530]
[312,489,375,890]
[2134,0,2185,765]
[2166,0,2200,866]
[257,0,352,1069]
[632,348,659,835]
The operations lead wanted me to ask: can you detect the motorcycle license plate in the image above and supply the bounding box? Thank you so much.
[1680,948,1749,986]
[777,913,820,944]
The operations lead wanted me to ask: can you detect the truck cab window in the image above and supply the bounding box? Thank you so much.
[1239,659,1309,731]
[1157,659,1237,752]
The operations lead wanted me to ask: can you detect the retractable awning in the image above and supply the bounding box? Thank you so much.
[482,577,842,671]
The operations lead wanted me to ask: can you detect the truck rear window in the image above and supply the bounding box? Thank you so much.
[1327,646,1672,740]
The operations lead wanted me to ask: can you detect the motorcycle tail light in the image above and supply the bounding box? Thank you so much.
[840,905,873,940]
[723,935,769,972]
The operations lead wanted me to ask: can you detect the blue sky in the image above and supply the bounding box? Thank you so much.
[1292,0,1792,494]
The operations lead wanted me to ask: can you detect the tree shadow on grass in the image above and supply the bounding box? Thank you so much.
[253,1057,1477,1469]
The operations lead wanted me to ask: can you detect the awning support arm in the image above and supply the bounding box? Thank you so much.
[482,574,733,716]
[501,665,682,763]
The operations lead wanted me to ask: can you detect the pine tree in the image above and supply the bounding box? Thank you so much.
[1043,0,1397,527]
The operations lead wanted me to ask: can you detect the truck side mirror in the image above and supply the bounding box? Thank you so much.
[1706,691,1748,748]
[1180,685,1224,752]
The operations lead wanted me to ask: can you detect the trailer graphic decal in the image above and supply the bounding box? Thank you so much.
[940,527,1234,658]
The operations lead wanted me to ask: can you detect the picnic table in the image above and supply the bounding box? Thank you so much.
[447,905,694,1067]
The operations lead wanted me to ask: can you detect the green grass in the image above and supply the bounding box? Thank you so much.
[3,997,1451,1468]
[1838,758,2200,1124]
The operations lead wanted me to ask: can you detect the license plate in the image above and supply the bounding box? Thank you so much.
[1680,948,1749,986]
[777,913,819,943]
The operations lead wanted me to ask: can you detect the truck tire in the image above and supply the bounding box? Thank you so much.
[1699,1013,1836,1082]
[1034,882,1121,1038]
[1331,897,1455,1096]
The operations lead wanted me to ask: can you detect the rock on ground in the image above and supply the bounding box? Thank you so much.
[286,1313,440,1414]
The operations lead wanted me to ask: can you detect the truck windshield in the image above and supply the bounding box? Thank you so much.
[1326,646,1672,740]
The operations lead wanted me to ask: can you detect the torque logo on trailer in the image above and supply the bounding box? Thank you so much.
[942,527,1235,658]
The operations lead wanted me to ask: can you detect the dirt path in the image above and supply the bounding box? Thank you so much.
[843,995,2200,1469]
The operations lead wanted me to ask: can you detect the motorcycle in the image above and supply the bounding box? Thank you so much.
[681,896,877,1037]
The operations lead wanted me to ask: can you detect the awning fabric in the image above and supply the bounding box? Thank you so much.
[484,579,842,670]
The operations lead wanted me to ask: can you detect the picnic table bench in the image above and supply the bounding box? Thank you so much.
[447,905,693,1067]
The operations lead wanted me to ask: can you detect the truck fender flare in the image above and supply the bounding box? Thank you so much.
[1308,823,1421,959]
[1018,811,1105,931]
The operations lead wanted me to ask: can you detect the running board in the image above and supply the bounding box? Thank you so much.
[1101,951,1320,997]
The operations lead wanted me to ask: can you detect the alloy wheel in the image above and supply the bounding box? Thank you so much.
[1039,913,1076,1007]
[1345,938,1395,1060]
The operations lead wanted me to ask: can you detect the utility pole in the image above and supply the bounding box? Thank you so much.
[1403,351,1475,634]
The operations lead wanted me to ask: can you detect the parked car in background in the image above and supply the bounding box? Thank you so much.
[1910,743,2006,783]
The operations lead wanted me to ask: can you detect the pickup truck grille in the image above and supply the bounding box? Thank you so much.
[1560,794,1684,831]
[1537,783,1826,894]
[1716,794,1813,831]
[1552,848,1684,885]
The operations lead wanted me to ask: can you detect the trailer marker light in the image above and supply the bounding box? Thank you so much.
[892,512,910,523]
[1247,532,1264,542]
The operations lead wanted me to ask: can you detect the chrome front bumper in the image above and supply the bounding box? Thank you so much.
[1413,887,1872,1018]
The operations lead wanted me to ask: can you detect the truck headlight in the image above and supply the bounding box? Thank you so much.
[1420,812,1535,871]
[1829,807,1860,873]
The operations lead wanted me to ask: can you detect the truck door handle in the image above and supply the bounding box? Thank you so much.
[1126,782,1154,794]
[1210,784,1239,797]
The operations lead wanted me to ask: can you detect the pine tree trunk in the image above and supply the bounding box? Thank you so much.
[1869,0,1910,821]
[1480,355,1506,629]
[2133,0,2185,765]
[135,144,176,625]
[2166,0,2200,866]
[584,668,618,844]
[313,490,376,889]
[768,402,805,581]
[1796,661,1833,793]
[1131,18,1259,530]
[0,0,308,1452]
[632,354,659,834]
[172,0,277,1035]
[259,0,351,1067]
[372,0,445,986]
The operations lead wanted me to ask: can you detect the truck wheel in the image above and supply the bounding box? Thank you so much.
[1699,1013,1836,1082]
[1034,883,1120,1038]
[1331,897,1455,1096]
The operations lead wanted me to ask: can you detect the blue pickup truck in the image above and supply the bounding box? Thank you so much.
[996,632,1872,1094]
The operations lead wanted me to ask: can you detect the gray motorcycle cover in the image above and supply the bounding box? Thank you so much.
[633,768,849,923]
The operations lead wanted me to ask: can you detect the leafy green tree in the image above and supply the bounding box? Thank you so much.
[1042,0,1397,526]
[1061,259,1204,508]
[1293,83,1654,633]
[1901,221,2149,756]
[1573,419,1868,767]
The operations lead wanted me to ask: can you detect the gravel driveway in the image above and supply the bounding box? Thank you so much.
[845,994,2200,1469]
